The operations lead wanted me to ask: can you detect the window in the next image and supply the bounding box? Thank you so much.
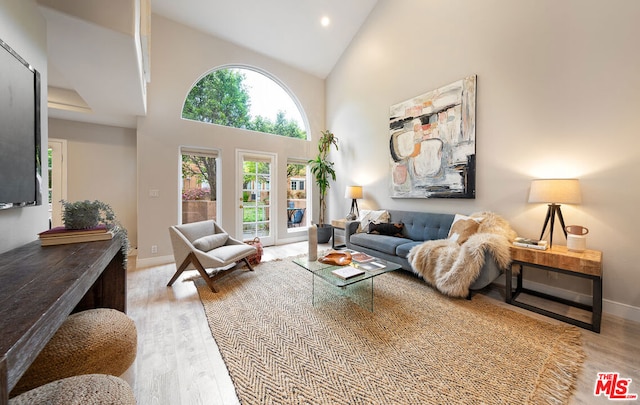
[290,179,304,191]
[182,67,307,139]
[181,148,219,224]
[287,162,308,229]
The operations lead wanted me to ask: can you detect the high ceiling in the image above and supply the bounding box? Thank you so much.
[152,0,378,79]
[38,0,378,129]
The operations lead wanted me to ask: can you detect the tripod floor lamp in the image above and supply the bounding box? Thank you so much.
[528,179,581,247]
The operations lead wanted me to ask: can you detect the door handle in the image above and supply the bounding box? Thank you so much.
[239,205,243,209]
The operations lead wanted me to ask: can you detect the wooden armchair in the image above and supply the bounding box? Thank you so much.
[167,220,256,292]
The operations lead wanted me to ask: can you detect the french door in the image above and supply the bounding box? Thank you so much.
[237,150,276,246]
[48,139,67,228]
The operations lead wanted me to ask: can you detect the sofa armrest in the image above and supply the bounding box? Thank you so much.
[470,249,504,290]
[345,220,359,238]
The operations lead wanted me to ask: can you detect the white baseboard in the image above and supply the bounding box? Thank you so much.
[504,278,640,324]
[603,299,640,324]
[275,235,307,245]
[135,254,174,269]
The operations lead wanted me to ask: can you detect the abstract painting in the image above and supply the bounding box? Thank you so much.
[389,75,476,198]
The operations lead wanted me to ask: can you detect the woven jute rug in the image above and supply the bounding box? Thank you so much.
[195,258,585,404]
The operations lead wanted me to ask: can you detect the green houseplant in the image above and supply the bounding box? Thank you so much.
[61,199,129,259]
[61,199,115,230]
[308,130,338,243]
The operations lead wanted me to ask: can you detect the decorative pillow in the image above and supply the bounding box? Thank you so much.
[368,222,404,237]
[447,214,481,245]
[192,233,229,251]
[357,210,390,233]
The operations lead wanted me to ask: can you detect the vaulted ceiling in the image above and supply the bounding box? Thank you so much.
[37,0,378,129]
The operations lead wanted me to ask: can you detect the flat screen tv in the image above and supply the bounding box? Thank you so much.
[0,38,42,209]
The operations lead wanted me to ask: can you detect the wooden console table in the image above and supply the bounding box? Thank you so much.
[506,245,602,333]
[0,236,126,404]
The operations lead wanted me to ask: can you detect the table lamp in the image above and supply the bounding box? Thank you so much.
[345,185,363,220]
[528,179,581,247]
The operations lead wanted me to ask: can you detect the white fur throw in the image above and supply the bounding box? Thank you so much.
[407,212,517,298]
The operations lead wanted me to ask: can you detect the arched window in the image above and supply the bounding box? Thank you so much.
[182,67,307,139]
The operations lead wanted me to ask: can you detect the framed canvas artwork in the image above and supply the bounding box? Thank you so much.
[389,75,476,198]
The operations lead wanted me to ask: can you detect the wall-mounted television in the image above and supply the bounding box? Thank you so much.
[0,38,42,209]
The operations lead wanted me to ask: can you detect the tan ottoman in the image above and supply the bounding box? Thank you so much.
[9,374,136,405]
[10,308,137,397]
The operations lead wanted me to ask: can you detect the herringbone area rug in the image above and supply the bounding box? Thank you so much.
[196,259,584,404]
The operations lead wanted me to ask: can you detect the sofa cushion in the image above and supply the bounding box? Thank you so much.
[350,233,406,255]
[395,240,423,259]
[193,233,228,251]
[388,210,454,241]
[368,222,404,237]
[357,210,389,233]
[447,214,481,244]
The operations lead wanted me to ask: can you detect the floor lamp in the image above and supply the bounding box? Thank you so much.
[345,186,363,220]
[528,179,581,247]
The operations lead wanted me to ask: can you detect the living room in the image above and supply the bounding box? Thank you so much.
[1,0,639,403]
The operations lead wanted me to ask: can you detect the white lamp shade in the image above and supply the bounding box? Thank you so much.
[345,185,363,199]
[529,179,581,204]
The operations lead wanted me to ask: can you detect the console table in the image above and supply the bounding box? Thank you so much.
[0,236,127,404]
[506,245,602,333]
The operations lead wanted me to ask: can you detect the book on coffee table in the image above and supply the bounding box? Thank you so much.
[331,267,365,280]
[351,252,376,263]
[351,260,386,271]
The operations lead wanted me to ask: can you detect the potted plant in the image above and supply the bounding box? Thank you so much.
[61,199,129,258]
[61,199,115,230]
[308,130,338,243]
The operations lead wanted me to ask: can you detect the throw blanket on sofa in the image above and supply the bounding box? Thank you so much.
[408,212,516,298]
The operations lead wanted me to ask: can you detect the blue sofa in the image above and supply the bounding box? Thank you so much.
[345,209,504,292]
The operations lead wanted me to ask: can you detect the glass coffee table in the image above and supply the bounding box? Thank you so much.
[293,253,401,311]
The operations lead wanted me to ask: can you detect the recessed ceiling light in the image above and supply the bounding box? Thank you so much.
[321,16,330,27]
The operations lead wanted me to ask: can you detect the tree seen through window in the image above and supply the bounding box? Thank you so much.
[182,68,306,139]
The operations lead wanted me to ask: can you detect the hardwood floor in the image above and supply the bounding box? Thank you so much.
[123,242,640,404]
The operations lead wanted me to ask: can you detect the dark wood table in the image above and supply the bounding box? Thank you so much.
[0,236,127,404]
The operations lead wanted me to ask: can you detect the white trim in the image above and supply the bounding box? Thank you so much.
[276,235,308,245]
[603,299,640,324]
[136,254,174,269]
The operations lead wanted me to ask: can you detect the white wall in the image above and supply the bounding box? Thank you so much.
[0,0,49,253]
[48,118,137,248]
[136,15,325,264]
[326,0,640,319]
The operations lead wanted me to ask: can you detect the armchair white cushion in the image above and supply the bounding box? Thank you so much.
[168,220,256,292]
[192,233,229,251]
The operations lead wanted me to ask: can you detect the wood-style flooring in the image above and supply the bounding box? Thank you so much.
[122,242,640,404]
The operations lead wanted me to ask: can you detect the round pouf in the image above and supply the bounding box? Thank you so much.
[10,308,137,397]
[9,374,136,405]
